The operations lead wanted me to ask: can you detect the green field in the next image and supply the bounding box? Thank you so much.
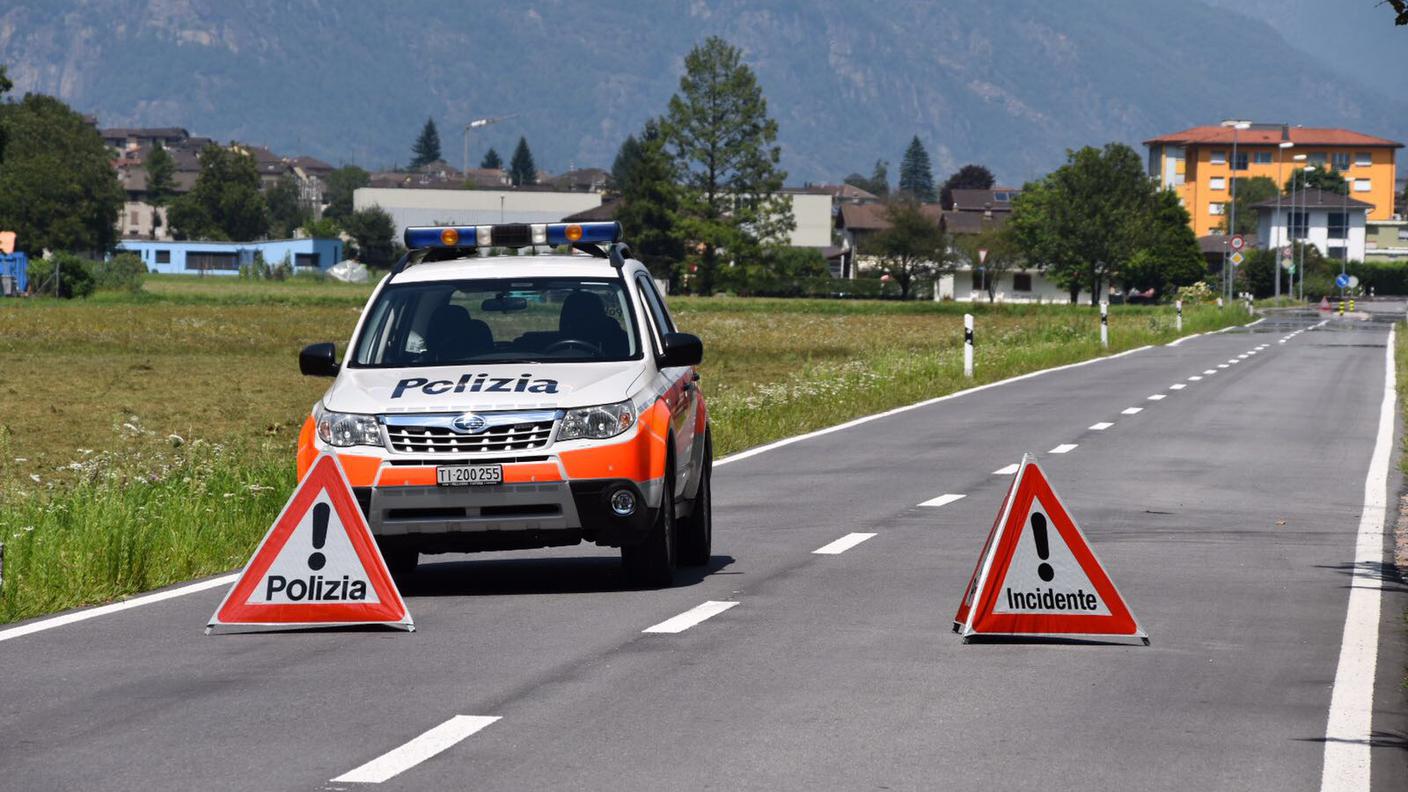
[0,275,1248,622]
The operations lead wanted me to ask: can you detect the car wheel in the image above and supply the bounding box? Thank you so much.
[677,437,712,567]
[621,459,677,588]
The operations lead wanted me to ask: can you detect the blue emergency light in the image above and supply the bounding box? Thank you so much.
[403,221,621,250]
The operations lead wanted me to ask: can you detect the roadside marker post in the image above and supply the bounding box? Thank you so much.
[953,454,1146,644]
[1174,299,1182,332]
[963,313,974,378]
[1099,302,1108,348]
[207,453,414,634]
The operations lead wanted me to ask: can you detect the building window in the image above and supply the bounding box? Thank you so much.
[1331,152,1350,171]
[1289,211,1308,240]
[1209,202,1226,216]
[294,252,319,269]
[129,211,140,225]
[1012,273,1033,292]
[187,251,238,270]
[1231,152,1248,171]
[1328,212,1347,240]
[1355,151,1372,167]
[1308,152,1326,166]
[1253,151,1272,164]
[1172,173,1186,186]
[1354,179,1371,192]
[155,250,171,264]
[1210,151,1227,165]
[1399,227,1408,241]
[1210,177,1227,190]
[970,270,984,290]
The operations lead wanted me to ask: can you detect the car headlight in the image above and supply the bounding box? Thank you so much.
[558,400,636,441]
[314,404,382,447]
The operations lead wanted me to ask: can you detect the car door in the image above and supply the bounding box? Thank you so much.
[635,274,697,495]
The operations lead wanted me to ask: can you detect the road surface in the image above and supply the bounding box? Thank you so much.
[1,310,1405,791]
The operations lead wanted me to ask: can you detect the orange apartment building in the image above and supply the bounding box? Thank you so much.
[1143,124,1401,238]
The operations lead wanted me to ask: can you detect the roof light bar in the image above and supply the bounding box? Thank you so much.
[403,221,621,250]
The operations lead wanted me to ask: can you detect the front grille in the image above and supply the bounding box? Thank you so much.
[384,413,556,454]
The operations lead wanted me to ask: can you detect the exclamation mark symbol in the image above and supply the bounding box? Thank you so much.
[1031,512,1054,582]
[308,502,329,571]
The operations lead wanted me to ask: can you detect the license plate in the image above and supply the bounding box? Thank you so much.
[436,464,503,486]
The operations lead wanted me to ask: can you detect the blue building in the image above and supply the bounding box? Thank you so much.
[116,238,344,275]
[0,251,28,295]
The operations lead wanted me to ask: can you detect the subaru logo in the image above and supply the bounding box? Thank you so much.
[451,413,488,434]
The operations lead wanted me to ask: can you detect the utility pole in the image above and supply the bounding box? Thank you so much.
[1221,120,1251,304]
[1273,135,1294,300]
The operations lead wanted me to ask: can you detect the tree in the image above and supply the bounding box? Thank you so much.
[480,147,503,170]
[1387,0,1407,25]
[898,136,937,202]
[1285,167,1348,195]
[324,165,369,223]
[844,160,890,197]
[167,144,269,240]
[0,65,11,162]
[301,216,341,240]
[1120,189,1205,296]
[265,176,308,238]
[1008,143,1153,304]
[664,36,794,295]
[509,137,537,186]
[410,117,441,169]
[144,140,175,237]
[343,206,397,266]
[0,93,124,253]
[1219,175,1278,235]
[864,198,950,299]
[939,164,996,209]
[614,119,684,281]
[954,225,1021,303]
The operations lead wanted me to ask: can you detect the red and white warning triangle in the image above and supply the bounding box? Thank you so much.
[954,454,1145,644]
[207,453,413,633]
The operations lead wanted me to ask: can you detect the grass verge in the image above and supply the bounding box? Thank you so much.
[0,283,1247,623]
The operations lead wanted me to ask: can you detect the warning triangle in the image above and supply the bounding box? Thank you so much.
[207,453,413,633]
[953,454,1145,644]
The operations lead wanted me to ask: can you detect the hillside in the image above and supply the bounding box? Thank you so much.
[1,0,1404,185]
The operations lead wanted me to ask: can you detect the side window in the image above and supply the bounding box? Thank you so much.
[636,275,676,344]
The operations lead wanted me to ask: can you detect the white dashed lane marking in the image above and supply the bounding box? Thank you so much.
[813,532,877,555]
[1049,444,1078,454]
[993,463,1020,475]
[1170,384,1186,390]
[919,493,966,508]
[1204,369,1217,374]
[1121,407,1143,415]
[332,715,502,784]
[1189,375,1203,381]
[643,601,739,634]
[1089,422,1114,431]
[1148,394,1166,401]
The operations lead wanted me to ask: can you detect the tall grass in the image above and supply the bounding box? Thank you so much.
[0,283,1248,623]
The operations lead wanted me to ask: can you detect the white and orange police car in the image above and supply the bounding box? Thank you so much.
[295,221,711,587]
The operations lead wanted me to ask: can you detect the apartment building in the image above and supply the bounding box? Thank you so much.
[1144,124,1401,237]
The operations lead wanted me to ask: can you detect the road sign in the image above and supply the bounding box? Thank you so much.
[977,248,989,265]
[953,454,1145,644]
[1230,234,1246,251]
[208,453,413,633]
[1230,251,1244,266]
[1348,275,1360,289]
[1335,273,1351,289]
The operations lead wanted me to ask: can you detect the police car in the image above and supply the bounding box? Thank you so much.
[295,221,711,588]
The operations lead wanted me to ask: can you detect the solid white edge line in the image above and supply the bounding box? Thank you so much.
[1318,323,1394,792]
[0,573,240,644]
[992,463,1020,475]
[1048,444,1077,454]
[332,715,501,784]
[1165,331,1204,347]
[642,600,739,634]
[812,532,878,555]
[919,493,966,508]
[1088,422,1114,431]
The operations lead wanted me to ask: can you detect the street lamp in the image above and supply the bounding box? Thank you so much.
[1301,164,1318,301]
[1221,120,1251,302]
[462,114,518,177]
[1273,140,1293,299]
[1291,154,1308,301]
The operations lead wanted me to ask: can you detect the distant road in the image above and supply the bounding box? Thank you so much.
[1,311,1404,791]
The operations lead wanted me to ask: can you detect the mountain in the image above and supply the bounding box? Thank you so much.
[2,0,1405,186]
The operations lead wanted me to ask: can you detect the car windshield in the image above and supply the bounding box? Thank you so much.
[351,277,641,367]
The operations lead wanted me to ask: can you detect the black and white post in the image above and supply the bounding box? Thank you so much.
[1175,299,1183,332]
[963,313,974,378]
[1100,301,1109,349]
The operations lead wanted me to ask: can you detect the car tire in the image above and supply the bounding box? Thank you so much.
[621,458,677,588]
[677,435,712,567]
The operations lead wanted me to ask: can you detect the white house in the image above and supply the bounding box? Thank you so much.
[1253,189,1371,262]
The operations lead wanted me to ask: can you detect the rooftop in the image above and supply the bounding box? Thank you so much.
[1250,189,1375,210]
[1145,125,1402,149]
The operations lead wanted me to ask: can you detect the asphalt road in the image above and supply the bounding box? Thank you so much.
[2,310,1405,791]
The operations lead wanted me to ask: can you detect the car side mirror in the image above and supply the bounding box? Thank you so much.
[299,342,340,377]
[657,332,703,368]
